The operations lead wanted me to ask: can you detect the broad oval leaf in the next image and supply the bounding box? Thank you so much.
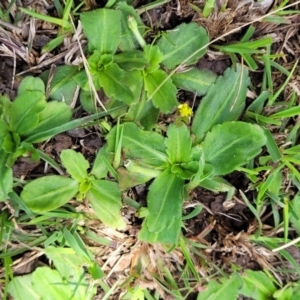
[157,22,208,69]
[98,63,135,105]
[144,69,178,113]
[87,180,126,229]
[21,176,79,212]
[165,123,192,164]
[126,89,160,130]
[197,273,243,300]
[171,67,217,95]
[40,65,79,105]
[192,64,250,143]
[240,270,277,300]
[106,122,168,168]
[202,122,266,176]
[91,145,112,179]
[45,250,96,299]
[24,101,72,139]
[0,95,11,120]
[32,267,73,299]
[18,76,45,94]
[10,91,46,135]
[61,149,89,182]
[146,167,184,233]
[81,9,121,54]
[144,45,163,72]
[8,275,40,300]
[139,215,181,244]
[119,159,161,190]
[114,51,148,71]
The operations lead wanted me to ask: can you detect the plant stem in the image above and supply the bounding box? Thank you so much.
[128,15,146,49]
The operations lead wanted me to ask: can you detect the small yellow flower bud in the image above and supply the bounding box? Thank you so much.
[177,103,193,117]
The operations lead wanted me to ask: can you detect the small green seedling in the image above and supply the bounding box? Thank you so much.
[202,0,217,17]
[21,149,126,230]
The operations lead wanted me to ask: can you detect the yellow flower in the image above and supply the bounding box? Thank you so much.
[177,103,193,117]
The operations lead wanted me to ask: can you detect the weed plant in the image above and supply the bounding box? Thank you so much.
[1,0,300,299]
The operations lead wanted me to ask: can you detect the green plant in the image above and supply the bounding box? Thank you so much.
[0,76,72,201]
[20,148,126,229]
[104,64,266,244]
[8,245,98,300]
[213,26,273,70]
[0,75,124,203]
[44,6,216,129]
[194,268,300,300]
[202,0,217,17]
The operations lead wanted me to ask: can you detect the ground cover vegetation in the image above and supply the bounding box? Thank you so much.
[1,0,300,299]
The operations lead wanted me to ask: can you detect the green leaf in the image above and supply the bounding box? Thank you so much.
[119,159,161,190]
[21,176,79,212]
[79,90,101,114]
[157,22,208,69]
[240,270,277,300]
[290,193,300,235]
[40,65,79,105]
[81,8,121,54]
[0,119,9,140]
[146,168,184,232]
[95,62,135,105]
[24,101,72,139]
[87,180,126,229]
[192,64,250,143]
[18,76,45,94]
[197,273,242,300]
[0,95,11,120]
[139,99,160,130]
[60,149,89,182]
[0,149,12,201]
[118,167,153,190]
[106,122,168,168]
[91,145,112,179]
[2,132,19,153]
[88,52,114,74]
[165,123,192,164]
[144,45,163,72]
[32,267,73,300]
[202,122,266,176]
[121,69,143,103]
[144,69,178,113]
[8,275,40,300]
[171,67,217,95]
[114,51,148,71]
[139,215,181,244]
[63,230,93,262]
[45,250,96,299]
[10,91,46,136]
[126,91,160,129]
[73,70,89,91]
[118,2,145,51]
